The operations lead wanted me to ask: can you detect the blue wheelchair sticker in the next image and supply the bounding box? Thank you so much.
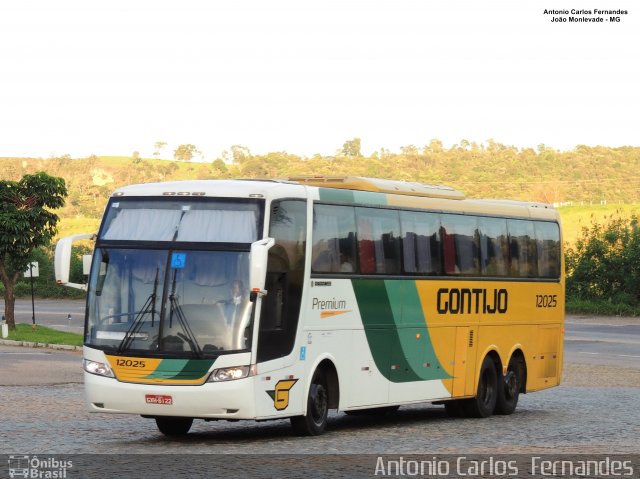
[171,252,187,269]
[300,346,306,361]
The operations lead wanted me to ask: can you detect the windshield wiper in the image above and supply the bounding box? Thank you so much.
[168,269,203,359]
[118,268,159,354]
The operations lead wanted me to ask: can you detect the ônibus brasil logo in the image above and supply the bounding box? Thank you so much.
[8,455,73,478]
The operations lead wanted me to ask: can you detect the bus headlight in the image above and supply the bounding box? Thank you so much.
[207,365,255,382]
[83,359,115,378]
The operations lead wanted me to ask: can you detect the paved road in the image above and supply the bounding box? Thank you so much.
[564,320,640,369]
[1,314,639,457]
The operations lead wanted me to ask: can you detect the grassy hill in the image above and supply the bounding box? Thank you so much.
[2,144,639,245]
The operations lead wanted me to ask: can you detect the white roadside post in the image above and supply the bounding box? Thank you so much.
[23,261,39,331]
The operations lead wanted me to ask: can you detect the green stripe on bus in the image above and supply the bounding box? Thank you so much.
[144,359,189,379]
[144,359,213,380]
[352,279,450,383]
[318,188,387,205]
[385,280,450,381]
[176,359,214,379]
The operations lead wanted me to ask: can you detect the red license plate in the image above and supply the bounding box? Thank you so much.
[145,394,173,405]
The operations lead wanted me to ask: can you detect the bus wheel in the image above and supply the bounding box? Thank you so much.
[464,356,498,418]
[444,400,467,418]
[495,356,523,415]
[291,371,329,436]
[155,417,193,436]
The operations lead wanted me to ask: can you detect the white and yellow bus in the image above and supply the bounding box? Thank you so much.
[55,177,564,436]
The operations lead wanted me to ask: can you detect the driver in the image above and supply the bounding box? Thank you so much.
[219,280,247,325]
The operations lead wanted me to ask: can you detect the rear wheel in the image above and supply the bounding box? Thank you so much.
[495,356,524,415]
[464,356,498,418]
[155,417,193,436]
[291,371,329,436]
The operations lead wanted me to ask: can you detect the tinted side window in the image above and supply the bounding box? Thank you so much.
[478,217,509,276]
[508,219,537,277]
[535,222,561,278]
[400,211,441,275]
[257,200,307,362]
[312,204,357,273]
[442,214,480,275]
[356,208,401,275]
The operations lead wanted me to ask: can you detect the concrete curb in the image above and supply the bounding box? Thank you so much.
[0,338,81,352]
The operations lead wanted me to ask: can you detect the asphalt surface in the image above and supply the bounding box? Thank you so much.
[564,320,640,369]
[1,303,638,458]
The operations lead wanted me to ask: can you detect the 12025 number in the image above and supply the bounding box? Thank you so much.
[535,294,557,308]
[116,359,146,368]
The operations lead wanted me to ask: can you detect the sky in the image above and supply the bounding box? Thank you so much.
[1,0,638,160]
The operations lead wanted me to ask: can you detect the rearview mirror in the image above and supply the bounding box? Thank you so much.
[54,233,95,290]
[249,237,275,299]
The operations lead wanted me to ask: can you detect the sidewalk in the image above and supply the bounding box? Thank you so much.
[0,337,82,351]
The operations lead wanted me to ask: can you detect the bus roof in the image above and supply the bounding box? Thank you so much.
[110,177,559,222]
[287,176,465,200]
[286,177,558,221]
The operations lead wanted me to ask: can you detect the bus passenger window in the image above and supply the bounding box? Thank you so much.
[442,214,480,275]
[508,220,538,277]
[400,211,441,275]
[312,205,356,274]
[478,217,509,276]
[535,222,561,278]
[355,208,401,275]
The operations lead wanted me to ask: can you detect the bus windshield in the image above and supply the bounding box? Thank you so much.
[86,248,253,357]
[99,197,262,243]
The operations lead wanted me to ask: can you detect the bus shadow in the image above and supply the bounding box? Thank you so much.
[122,404,549,446]
[134,405,457,445]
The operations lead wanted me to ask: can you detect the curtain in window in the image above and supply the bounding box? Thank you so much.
[177,210,257,242]
[102,209,182,241]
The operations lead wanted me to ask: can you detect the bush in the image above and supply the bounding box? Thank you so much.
[566,214,640,309]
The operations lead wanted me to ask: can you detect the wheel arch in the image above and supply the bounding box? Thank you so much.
[477,346,503,376]
[306,355,340,410]
[506,347,528,393]
[484,348,503,376]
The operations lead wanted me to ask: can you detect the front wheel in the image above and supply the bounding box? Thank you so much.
[464,356,498,418]
[291,371,329,436]
[155,417,193,436]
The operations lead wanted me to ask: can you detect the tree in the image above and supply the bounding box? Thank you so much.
[341,138,361,157]
[153,141,167,158]
[230,145,251,164]
[0,172,67,329]
[173,144,200,162]
[566,214,640,307]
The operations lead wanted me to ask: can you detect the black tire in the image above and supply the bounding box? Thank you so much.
[291,371,329,436]
[464,356,498,418]
[344,406,399,416]
[444,400,467,418]
[495,356,524,415]
[155,417,193,436]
